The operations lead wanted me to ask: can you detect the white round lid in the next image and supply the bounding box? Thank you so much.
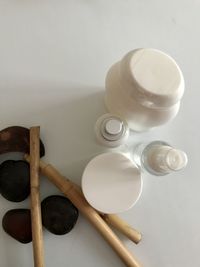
[81,152,142,214]
[120,48,184,108]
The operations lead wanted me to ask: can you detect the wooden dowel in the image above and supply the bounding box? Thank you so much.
[72,182,142,244]
[102,214,142,244]
[25,156,141,267]
[29,127,45,267]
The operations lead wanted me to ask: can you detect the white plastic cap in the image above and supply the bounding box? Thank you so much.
[145,143,188,175]
[105,119,123,135]
[165,148,188,171]
[95,113,129,147]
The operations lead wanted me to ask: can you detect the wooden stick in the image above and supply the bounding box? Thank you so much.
[29,127,45,267]
[102,214,141,244]
[25,155,141,267]
[72,182,142,244]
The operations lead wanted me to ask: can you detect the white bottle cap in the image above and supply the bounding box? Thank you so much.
[120,48,184,108]
[95,113,129,147]
[147,144,188,174]
[105,119,123,135]
[165,148,188,171]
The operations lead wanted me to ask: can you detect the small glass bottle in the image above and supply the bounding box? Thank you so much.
[133,141,188,176]
[94,113,129,148]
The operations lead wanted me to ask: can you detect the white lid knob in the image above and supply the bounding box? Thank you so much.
[105,119,123,135]
[165,148,188,171]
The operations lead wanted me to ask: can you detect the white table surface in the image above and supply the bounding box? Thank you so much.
[0,1,199,267]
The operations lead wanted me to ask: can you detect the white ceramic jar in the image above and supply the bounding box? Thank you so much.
[105,48,185,131]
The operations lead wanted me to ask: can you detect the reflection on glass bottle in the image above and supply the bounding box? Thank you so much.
[133,141,188,176]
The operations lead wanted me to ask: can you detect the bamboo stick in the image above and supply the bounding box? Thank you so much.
[29,127,45,267]
[102,214,141,244]
[72,182,142,244]
[25,156,141,267]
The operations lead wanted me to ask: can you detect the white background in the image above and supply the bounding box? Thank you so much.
[0,1,199,267]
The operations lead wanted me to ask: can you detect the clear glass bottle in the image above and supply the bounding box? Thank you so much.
[132,141,188,176]
[94,113,129,148]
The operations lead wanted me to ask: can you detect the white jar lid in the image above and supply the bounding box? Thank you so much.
[81,152,142,214]
[120,48,184,108]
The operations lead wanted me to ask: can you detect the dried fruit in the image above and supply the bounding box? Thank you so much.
[41,195,79,235]
[0,160,30,202]
[2,209,32,243]
[0,126,45,157]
